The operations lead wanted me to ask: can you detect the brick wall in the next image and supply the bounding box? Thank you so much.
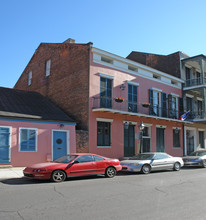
[127,51,181,78]
[15,43,91,130]
[76,130,89,153]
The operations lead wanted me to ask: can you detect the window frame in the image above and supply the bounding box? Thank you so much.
[28,71,32,86]
[45,59,51,77]
[97,121,111,148]
[19,128,38,152]
[128,83,138,113]
[173,128,181,148]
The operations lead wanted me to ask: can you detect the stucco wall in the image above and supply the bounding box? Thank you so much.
[0,119,76,167]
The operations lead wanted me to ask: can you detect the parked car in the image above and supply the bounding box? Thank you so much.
[120,152,184,174]
[23,153,122,182]
[183,150,206,168]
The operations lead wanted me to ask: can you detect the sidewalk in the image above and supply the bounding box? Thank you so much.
[0,166,25,179]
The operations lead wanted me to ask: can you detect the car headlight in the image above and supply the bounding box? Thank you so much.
[33,169,47,173]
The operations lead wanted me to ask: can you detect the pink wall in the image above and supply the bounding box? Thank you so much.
[0,120,76,167]
[88,52,183,158]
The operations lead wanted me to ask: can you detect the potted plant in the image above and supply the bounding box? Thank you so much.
[142,102,150,108]
[115,96,124,103]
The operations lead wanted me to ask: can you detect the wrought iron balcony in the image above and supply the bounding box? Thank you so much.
[92,97,181,120]
[184,77,206,88]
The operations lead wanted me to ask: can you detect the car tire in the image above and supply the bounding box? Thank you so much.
[173,162,181,171]
[141,164,151,174]
[105,167,116,178]
[202,160,206,168]
[51,170,66,182]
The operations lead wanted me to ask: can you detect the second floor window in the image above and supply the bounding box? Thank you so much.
[128,84,138,113]
[28,71,32,86]
[45,59,51,77]
[198,100,203,118]
[168,95,178,119]
[100,77,112,108]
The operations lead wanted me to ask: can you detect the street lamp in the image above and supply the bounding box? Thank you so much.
[139,121,145,153]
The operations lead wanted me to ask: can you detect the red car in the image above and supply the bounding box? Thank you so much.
[23,153,122,182]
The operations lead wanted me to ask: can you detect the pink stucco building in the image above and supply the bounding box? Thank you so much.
[14,39,190,159]
[0,87,76,167]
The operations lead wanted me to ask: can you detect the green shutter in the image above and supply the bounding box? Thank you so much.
[168,94,172,118]
[162,92,167,117]
[178,97,183,118]
[149,89,153,115]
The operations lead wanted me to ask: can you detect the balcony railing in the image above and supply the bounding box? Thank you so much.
[92,97,180,120]
[186,111,205,120]
[184,77,206,88]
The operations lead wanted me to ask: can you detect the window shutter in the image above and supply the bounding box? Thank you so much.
[162,92,167,117]
[149,89,153,115]
[178,97,184,118]
[168,94,172,118]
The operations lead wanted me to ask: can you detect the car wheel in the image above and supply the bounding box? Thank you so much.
[51,170,66,182]
[141,164,151,174]
[202,160,206,168]
[105,167,116,178]
[173,162,181,171]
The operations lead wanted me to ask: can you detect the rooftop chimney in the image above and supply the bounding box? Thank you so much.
[63,38,75,44]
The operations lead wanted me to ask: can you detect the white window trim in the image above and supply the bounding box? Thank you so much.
[99,73,114,79]
[156,125,167,128]
[97,146,112,149]
[96,118,113,123]
[172,127,181,130]
[152,87,162,92]
[127,81,139,86]
[19,127,38,152]
[186,94,194,98]
[170,93,179,97]
[123,121,137,125]
[197,97,203,101]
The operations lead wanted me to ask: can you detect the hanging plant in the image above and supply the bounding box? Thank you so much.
[142,102,150,108]
[115,96,124,103]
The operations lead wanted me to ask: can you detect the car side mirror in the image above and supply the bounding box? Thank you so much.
[71,160,79,164]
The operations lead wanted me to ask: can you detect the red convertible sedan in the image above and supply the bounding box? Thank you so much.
[23,153,122,182]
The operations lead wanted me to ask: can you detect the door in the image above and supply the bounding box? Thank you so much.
[68,155,98,176]
[0,127,10,163]
[124,125,135,157]
[53,131,68,161]
[156,128,165,152]
[151,154,173,170]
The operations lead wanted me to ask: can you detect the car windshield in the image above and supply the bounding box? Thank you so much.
[189,151,206,156]
[54,155,78,163]
[129,154,154,160]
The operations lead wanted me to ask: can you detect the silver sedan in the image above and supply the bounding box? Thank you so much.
[120,152,184,174]
[183,150,206,168]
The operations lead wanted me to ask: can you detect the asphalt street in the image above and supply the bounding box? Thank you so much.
[0,167,206,220]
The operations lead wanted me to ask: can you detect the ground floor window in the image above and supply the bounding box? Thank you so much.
[97,122,111,146]
[173,128,180,148]
[19,128,37,151]
[199,131,205,149]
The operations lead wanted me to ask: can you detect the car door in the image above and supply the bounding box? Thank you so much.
[68,155,98,176]
[151,154,172,170]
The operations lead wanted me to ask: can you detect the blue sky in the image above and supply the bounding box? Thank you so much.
[1,0,206,88]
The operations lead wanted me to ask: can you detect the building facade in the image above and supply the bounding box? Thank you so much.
[127,51,206,155]
[14,39,186,159]
[0,87,76,166]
